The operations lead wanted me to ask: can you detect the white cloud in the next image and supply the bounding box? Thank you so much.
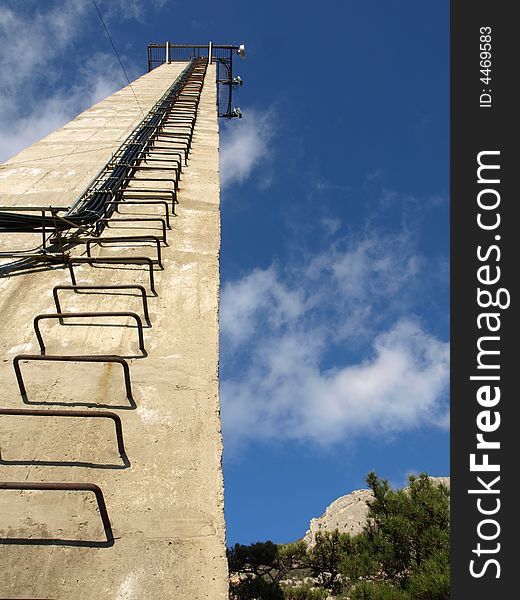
[313,178,350,194]
[0,1,164,163]
[0,3,120,161]
[320,217,342,236]
[222,319,449,450]
[220,228,449,453]
[305,229,424,343]
[327,233,421,304]
[219,107,275,188]
[221,266,305,350]
[0,2,89,93]
[0,55,125,162]
[97,0,175,23]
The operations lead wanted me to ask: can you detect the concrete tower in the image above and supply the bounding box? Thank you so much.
[0,44,243,599]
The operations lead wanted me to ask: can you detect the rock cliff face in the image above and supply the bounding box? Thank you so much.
[303,477,450,546]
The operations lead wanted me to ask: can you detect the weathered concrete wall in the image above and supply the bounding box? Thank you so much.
[0,62,186,207]
[0,63,228,599]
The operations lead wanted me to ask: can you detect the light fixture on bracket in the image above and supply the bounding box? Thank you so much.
[232,76,243,86]
[237,44,246,59]
[231,107,243,118]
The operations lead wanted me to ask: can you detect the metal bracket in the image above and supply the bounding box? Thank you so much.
[104,200,171,228]
[95,217,168,244]
[13,354,134,404]
[0,408,128,467]
[33,311,146,356]
[66,256,158,295]
[84,236,163,268]
[52,284,151,326]
[0,481,113,546]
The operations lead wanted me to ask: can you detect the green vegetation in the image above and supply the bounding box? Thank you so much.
[228,472,450,599]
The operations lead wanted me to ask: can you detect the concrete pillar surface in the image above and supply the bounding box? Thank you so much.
[0,62,227,599]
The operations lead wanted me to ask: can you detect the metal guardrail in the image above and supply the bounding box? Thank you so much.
[148,43,245,118]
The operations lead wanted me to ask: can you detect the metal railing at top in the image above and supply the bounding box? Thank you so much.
[147,43,245,119]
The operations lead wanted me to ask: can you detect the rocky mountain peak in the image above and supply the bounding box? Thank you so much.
[303,476,450,546]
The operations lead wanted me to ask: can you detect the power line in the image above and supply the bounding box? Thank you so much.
[91,0,145,118]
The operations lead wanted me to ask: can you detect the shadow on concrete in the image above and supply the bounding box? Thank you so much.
[0,457,130,470]
[21,395,137,410]
[0,535,115,548]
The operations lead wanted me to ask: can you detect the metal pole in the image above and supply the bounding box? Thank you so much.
[208,41,212,64]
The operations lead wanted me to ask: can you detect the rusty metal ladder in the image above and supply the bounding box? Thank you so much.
[0,57,208,546]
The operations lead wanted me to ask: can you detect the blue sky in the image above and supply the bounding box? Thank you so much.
[0,1,449,545]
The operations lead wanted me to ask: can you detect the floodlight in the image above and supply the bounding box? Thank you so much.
[233,76,243,86]
[232,107,243,118]
[237,44,246,59]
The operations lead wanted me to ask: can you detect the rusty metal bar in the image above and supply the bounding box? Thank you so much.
[121,173,179,191]
[115,161,181,178]
[95,217,168,244]
[52,284,151,326]
[104,200,171,227]
[138,142,185,158]
[121,187,176,207]
[13,354,133,401]
[0,408,127,460]
[112,152,181,167]
[146,139,188,164]
[0,481,113,545]
[85,235,163,267]
[67,256,157,295]
[138,151,183,169]
[33,311,146,356]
